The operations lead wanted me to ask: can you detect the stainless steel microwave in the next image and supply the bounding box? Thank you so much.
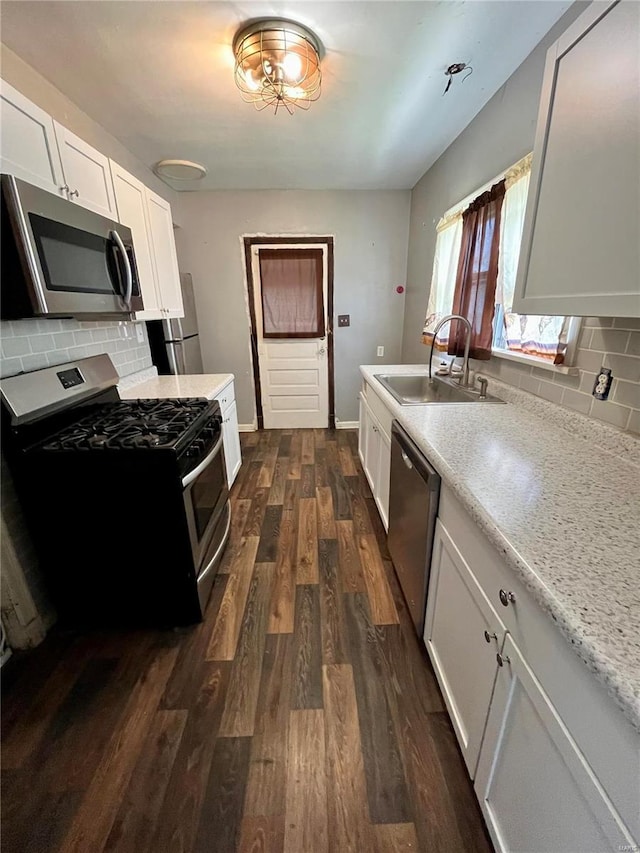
[1,174,144,319]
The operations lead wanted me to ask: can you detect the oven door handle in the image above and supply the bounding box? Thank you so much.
[109,229,132,309]
[182,433,223,488]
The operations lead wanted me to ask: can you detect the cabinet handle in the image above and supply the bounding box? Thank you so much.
[59,184,70,195]
[496,653,511,667]
[484,630,497,644]
[499,589,516,607]
[68,188,79,198]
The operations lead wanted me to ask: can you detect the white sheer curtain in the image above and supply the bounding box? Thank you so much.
[422,216,463,350]
[497,168,570,362]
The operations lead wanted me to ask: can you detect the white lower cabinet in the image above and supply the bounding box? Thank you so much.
[215,383,242,488]
[426,486,639,852]
[475,634,635,853]
[358,390,390,531]
[424,520,504,776]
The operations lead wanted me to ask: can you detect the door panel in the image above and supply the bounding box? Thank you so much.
[251,244,329,428]
[145,189,183,316]
[54,122,117,218]
[475,634,635,852]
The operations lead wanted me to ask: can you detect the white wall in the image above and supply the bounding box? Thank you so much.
[175,190,411,425]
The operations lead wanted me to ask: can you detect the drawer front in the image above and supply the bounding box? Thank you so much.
[364,381,393,440]
[438,485,639,839]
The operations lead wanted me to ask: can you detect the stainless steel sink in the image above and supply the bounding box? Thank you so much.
[374,373,504,405]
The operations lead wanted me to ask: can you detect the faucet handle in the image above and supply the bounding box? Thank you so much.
[477,377,488,399]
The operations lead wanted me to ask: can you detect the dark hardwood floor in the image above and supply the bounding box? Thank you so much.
[1,429,492,853]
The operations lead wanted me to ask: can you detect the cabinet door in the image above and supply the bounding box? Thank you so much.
[361,401,379,495]
[475,634,635,853]
[374,427,391,532]
[110,161,162,318]
[222,400,242,488]
[424,520,505,777]
[145,189,184,317]
[53,122,117,218]
[357,392,367,467]
[514,0,640,317]
[0,81,65,195]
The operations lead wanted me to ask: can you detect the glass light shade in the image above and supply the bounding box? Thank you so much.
[233,19,322,114]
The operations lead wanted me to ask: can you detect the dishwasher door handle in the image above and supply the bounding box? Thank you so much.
[401,451,413,470]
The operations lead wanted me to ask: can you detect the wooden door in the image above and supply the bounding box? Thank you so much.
[475,633,635,852]
[53,122,117,218]
[424,519,505,777]
[251,244,329,429]
[145,189,183,317]
[110,160,161,318]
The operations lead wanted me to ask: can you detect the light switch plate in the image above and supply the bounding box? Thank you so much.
[338,314,350,327]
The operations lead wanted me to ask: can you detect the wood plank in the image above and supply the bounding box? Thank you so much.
[328,465,352,520]
[287,432,302,479]
[322,664,372,852]
[339,444,358,476]
[292,585,323,709]
[373,823,420,853]
[377,623,444,716]
[103,709,187,853]
[207,536,260,661]
[282,478,299,516]
[301,430,315,465]
[314,447,329,487]
[218,563,274,738]
[277,434,292,457]
[193,736,252,853]
[59,643,180,853]
[267,458,288,506]
[267,510,296,634]
[283,709,328,853]
[295,497,318,584]
[318,539,348,665]
[257,444,279,488]
[243,488,270,538]
[256,505,283,563]
[313,428,326,450]
[152,663,230,852]
[316,486,337,539]
[358,533,399,625]
[344,593,411,825]
[239,461,263,499]
[238,816,285,853]
[219,499,252,573]
[336,520,367,593]
[345,476,374,535]
[300,464,315,498]
[242,431,260,447]
[243,634,293,817]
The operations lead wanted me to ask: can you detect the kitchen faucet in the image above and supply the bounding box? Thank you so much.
[427,314,472,388]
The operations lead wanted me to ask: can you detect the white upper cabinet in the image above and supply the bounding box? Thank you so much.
[110,161,162,318]
[0,81,66,196]
[145,189,184,317]
[53,122,117,219]
[514,0,640,317]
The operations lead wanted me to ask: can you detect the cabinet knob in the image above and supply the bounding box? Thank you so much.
[69,188,79,198]
[496,653,511,667]
[484,630,497,644]
[60,184,70,195]
[499,589,516,607]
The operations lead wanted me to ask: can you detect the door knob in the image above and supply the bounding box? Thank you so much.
[318,347,326,355]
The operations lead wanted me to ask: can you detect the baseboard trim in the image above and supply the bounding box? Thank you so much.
[335,421,359,430]
[238,424,257,432]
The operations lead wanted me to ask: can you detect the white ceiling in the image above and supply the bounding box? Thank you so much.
[0,1,572,190]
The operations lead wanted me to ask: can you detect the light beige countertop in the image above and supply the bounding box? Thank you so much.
[361,364,640,732]
[119,374,234,402]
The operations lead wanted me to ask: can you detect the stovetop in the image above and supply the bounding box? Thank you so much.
[39,398,213,452]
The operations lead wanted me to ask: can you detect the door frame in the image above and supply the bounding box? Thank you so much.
[242,235,335,429]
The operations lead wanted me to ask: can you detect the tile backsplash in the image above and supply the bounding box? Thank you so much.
[470,317,640,435]
[0,318,152,379]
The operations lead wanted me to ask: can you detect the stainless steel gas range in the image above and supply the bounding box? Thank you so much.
[0,354,230,627]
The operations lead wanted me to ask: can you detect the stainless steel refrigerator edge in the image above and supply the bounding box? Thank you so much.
[387,421,441,635]
[148,273,204,374]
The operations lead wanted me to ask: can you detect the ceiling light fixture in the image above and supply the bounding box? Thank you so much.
[232,18,322,115]
[153,159,207,181]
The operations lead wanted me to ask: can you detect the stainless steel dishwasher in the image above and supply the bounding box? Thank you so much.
[387,420,441,635]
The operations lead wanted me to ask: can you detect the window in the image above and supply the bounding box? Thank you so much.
[259,248,325,338]
[423,154,578,366]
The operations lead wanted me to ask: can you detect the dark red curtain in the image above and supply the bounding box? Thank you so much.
[449,180,506,360]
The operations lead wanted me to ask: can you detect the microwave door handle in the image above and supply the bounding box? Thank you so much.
[110,230,132,309]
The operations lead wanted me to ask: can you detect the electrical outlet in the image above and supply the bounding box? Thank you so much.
[592,366,613,400]
[377,345,384,357]
[135,324,145,344]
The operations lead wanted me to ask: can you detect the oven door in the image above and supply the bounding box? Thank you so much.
[182,432,229,575]
[2,174,143,317]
